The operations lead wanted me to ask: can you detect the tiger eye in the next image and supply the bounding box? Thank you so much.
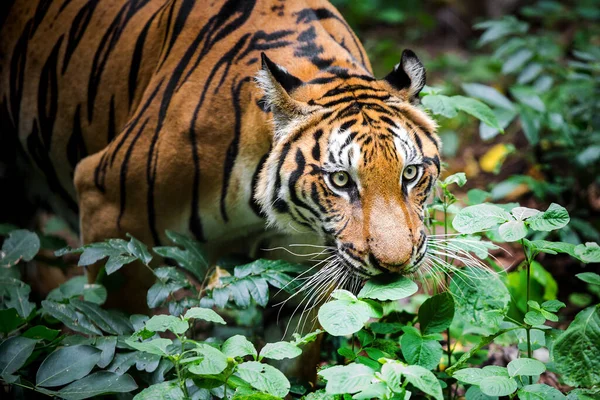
[403,165,418,181]
[332,171,351,188]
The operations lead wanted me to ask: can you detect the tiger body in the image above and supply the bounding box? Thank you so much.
[0,0,440,310]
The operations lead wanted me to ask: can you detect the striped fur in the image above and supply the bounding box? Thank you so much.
[0,0,440,307]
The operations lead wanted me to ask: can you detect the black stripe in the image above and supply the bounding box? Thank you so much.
[62,0,99,74]
[66,105,87,171]
[311,129,323,161]
[37,35,64,151]
[250,153,269,217]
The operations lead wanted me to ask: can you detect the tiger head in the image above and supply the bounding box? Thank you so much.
[255,50,440,278]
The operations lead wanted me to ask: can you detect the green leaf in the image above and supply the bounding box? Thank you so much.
[507,358,546,377]
[526,203,569,232]
[0,229,40,267]
[574,243,600,263]
[465,386,498,400]
[503,49,534,74]
[452,96,501,130]
[450,267,510,335]
[78,245,119,266]
[70,299,133,335]
[541,300,566,312]
[318,363,375,395]
[105,254,137,274]
[147,280,185,308]
[42,300,102,336]
[421,94,458,118]
[0,336,37,379]
[519,107,541,145]
[576,272,600,286]
[352,382,388,400]
[133,381,185,400]
[399,364,443,400]
[125,338,173,357]
[524,311,545,326]
[95,336,117,368]
[443,173,467,187]
[241,276,269,307]
[0,308,24,334]
[510,86,545,112]
[188,343,228,375]
[498,220,528,242]
[5,283,35,318]
[358,274,418,301]
[57,372,138,400]
[452,204,511,234]
[183,307,226,324]
[461,83,515,111]
[524,240,577,258]
[259,342,302,361]
[144,314,188,335]
[479,376,518,397]
[83,284,107,305]
[36,345,101,387]
[222,335,257,359]
[552,305,600,387]
[318,299,374,336]
[400,329,443,370]
[511,207,541,221]
[518,384,566,400]
[22,325,60,341]
[453,367,506,385]
[235,361,290,398]
[419,292,454,335]
[126,234,153,265]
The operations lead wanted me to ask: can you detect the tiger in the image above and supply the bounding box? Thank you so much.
[0,0,440,313]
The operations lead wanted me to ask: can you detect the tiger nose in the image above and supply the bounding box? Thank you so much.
[368,251,412,272]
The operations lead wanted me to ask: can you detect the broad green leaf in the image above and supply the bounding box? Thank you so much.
[125,338,173,357]
[236,361,290,398]
[358,274,418,301]
[369,322,404,335]
[319,363,375,395]
[42,300,102,336]
[461,83,514,111]
[465,386,498,400]
[352,382,388,400]
[421,94,457,118]
[36,345,101,387]
[0,336,37,378]
[479,108,516,140]
[517,63,543,84]
[78,245,120,267]
[452,204,511,234]
[524,311,545,326]
[498,220,528,242]
[479,376,518,397]
[0,309,24,334]
[147,280,185,308]
[188,344,228,375]
[400,329,443,370]
[443,172,467,187]
[70,299,133,335]
[524,239,577,258]
[0,229,40,267]
[526,203,569,232]
[399,364,443,400]
[518,384,566,400]
[57,372,137,400]
[418,292,454,335]
[105,254,137,274]
[507,358,545,377]
[576,272,600,286]
[83,284,107,305]
[126,234,153,265]
[541,300,566,312]
[574,243,600,263]
[510,86,545,112]
[22,325,60,341]
[95,336,117,368]
[503,49,534,74]
[133,381,184,400]
[511,207,541,221]
[144,314,188,335]
[452,96,501,130]
[331,289,358,301]
[183,307,226,324]
[450,267,510,335]
[519,107,541,145]
[259,342,302,361]
[318,299,374,336]
[222,335,257,359]
[453,367,505,385]
[552,305,600,387]
[241,276,269,307]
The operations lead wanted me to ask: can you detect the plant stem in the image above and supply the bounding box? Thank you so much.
[443,197,454,400]
[521,239,533,385]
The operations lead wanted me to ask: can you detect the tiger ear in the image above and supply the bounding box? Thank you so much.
[384,49,426,104]
[256,53,309,140]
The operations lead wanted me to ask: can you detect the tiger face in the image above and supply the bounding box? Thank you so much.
[256,50,440,278]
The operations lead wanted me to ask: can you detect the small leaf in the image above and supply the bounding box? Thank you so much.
[133,381,184,400]
[0,336,37,378]
[576,272,600,286]
[574,242,600,263]
[419,292,455,335]
[479,376,518,397]
[517,384,566,400]
[70,299,133,335]
[235,361,291,398]
[465,386,498,400]
[57,372,138,400]
[318,363,375,395]
[358,274,418,301]
[144,315,188,335]
[507,358,546,377]
[183,307,226,324]
[400,329,443,370]
[421,94,458,118]
[125,338,173,357]
[503,49,534,74]
[21,325,60,341]
[461,83,515,110]
[105,254,137,274]
[318,300,376,336]
[443,173,467,187]
[541,300,566,312]
[0,229,40,267]
[452,96,501,130]
[95,336,117,369]
[526,203,569,232]
[222,335,257,359]
[6,284,35,318]
[511,207,541,221]
[0,309,24,334]
[399,364,443,400]
[36,345,101,387]
[259,342,302,361]
[188,344,228,375]
[126,234,153,265]
[499,220,528,242]
[524,311,545,326]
